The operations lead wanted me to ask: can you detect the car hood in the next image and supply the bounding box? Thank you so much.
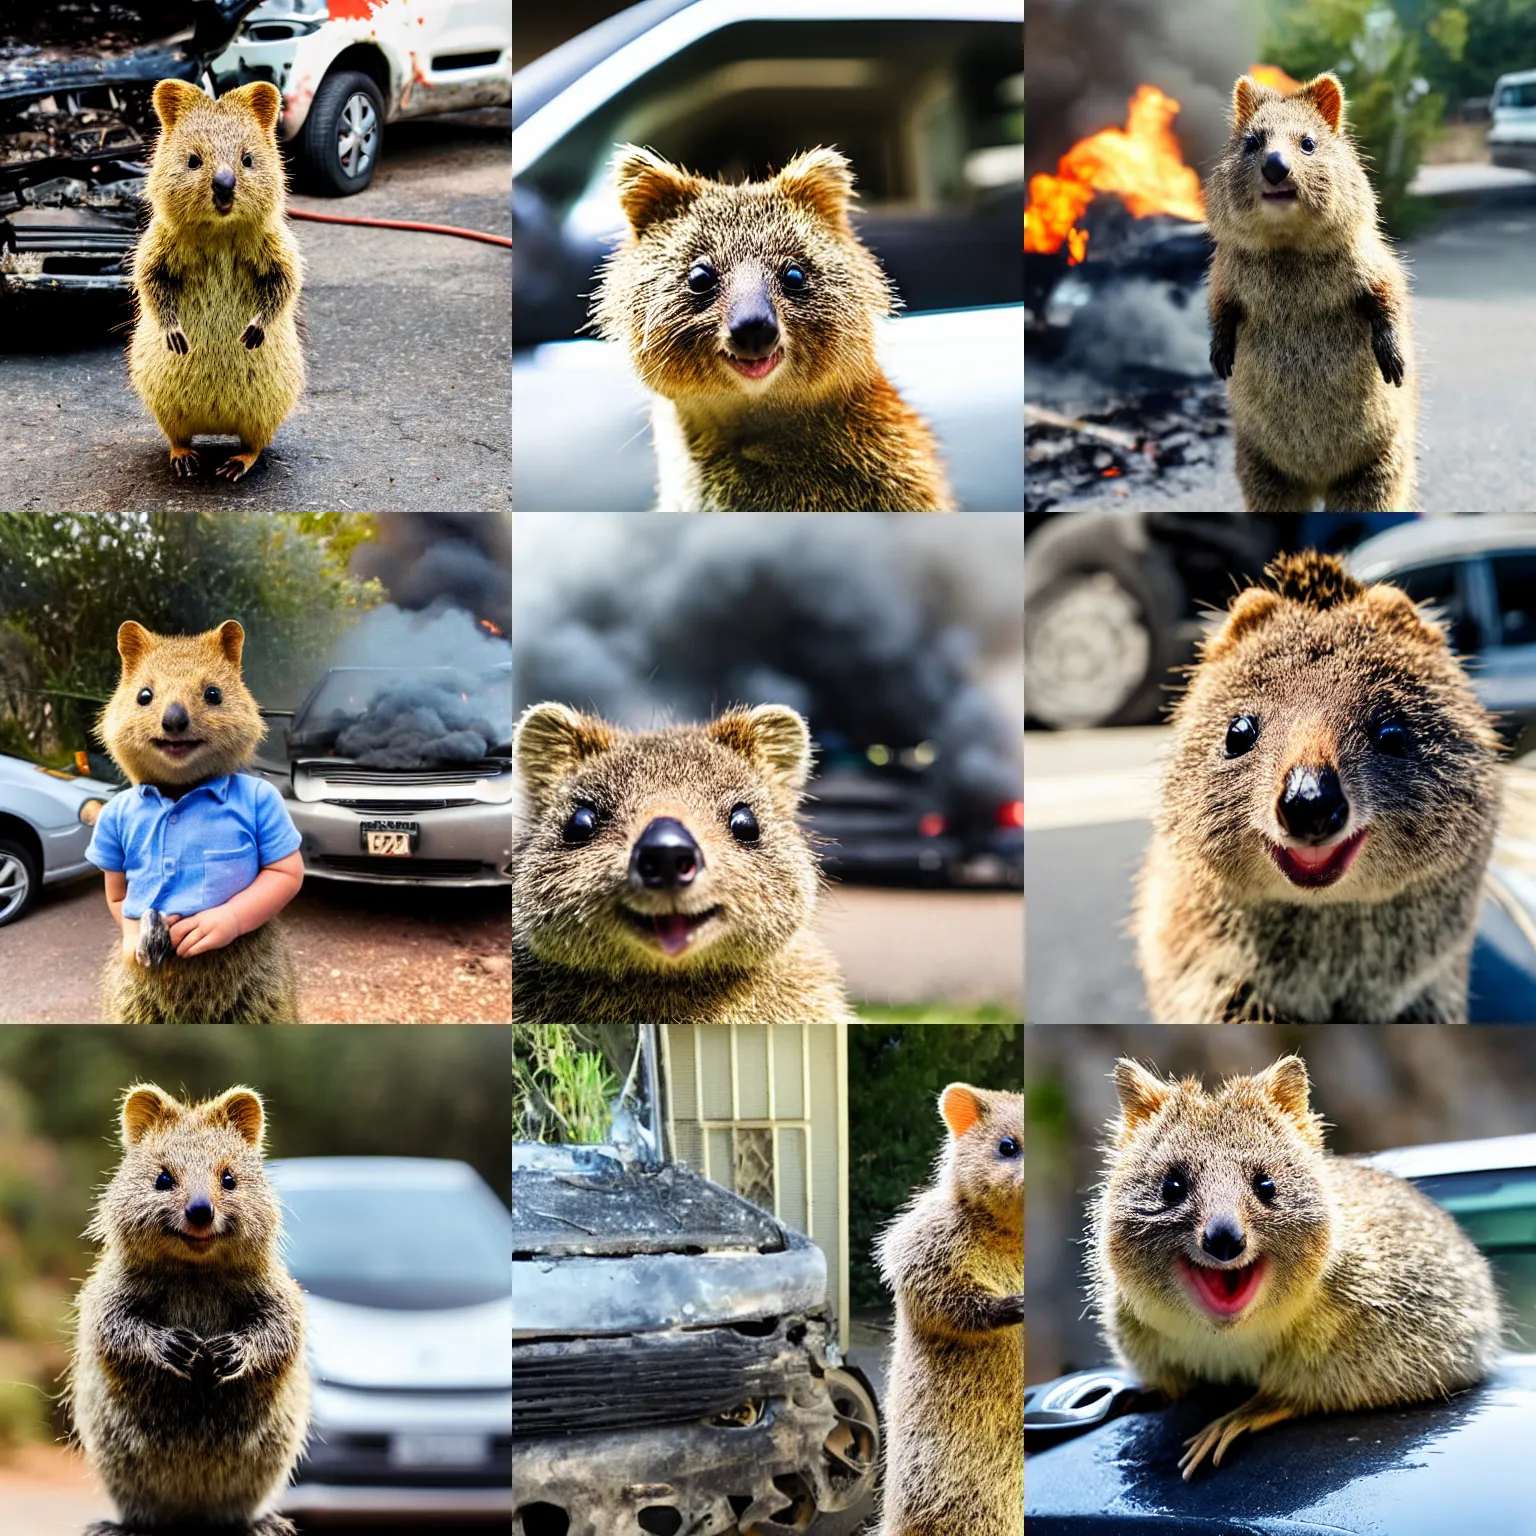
[303,1293,512,1392]
[1026,1357,1536,1534]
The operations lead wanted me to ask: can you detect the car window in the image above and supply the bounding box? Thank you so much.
[1490,553,1536,649]
[1390,561,1481,655]
[527,19,1021,312]
[1416,1168,1536,1332]
[1498,82,1536,108]
[281,1184,512,1310]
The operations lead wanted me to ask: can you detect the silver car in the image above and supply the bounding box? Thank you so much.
[268,1156,512,1520]
[0,754,118,926]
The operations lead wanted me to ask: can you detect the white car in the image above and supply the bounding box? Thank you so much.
[268,1156,512,1518]
[0,754,119,926]
[1488,69,1536,173]
[212,0,511,194]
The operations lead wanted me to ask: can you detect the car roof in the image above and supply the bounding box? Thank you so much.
[1027,1356,1536,1532]
[1347,514,1536,581]
[1362,1132,1536,1180]
[267,1156,481,1189]
[1494,70,1536,87]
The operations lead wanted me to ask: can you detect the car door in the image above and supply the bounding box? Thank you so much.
[1479,550,1536,745]
[393,0,511,118]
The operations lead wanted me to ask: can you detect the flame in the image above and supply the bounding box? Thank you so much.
[480,618,503,636]
[1248,64,1302,92]
[1025,84,1206,265]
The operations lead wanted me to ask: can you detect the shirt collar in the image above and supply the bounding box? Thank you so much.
[135,773,237,805]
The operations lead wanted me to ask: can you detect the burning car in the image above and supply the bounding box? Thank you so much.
[268,661,512,886]
[0,1,261,298]
[513,1024,882,1536]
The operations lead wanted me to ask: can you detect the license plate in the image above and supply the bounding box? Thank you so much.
[389,1432,491,1468]
[360,820,418,856]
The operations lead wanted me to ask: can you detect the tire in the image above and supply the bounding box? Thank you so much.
[1025,513,1187,730]
[297,70,386,196]
[0,837,39,927]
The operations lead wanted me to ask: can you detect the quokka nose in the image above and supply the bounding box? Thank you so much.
[212,168,237,198]
[161,702,190,734]
[1277,764,1349,843]
[183,1198,213,1230]
[1201,1216,1247,1262]
[629,817,703,890]
[1261,151,1291,186]
[727,299,780,359]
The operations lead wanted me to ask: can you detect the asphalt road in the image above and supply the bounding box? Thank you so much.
[1037,183,1536,512]
[0,871,512,1024]
[0,110,510,513]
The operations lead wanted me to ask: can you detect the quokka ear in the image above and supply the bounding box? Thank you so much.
[206,1086,265,1149]
[774,146,856,226]
[515,703,617,804]
[1201,586,1284,662]
[213,619,245,669]
[1255,1055,1325,1148]
[153,78,207,132]
[612,145,703,236]
[707,704,813,792]
[940,1083,986,1138]
[1362,583,1446,649]
[117,621,156,672]
[225,80,282,136]
[1232,76,1272,132]
[1112,1059,1174,1140]
[1301,73,1345,134]
[121,1084,182,1147]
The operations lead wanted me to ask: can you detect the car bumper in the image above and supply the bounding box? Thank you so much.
[284,1483,511,1516]
[291,798,512,887]
[1488,138,1536,171]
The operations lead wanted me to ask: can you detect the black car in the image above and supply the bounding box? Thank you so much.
[1026,1136,1536,1533]
[0,1,260,299]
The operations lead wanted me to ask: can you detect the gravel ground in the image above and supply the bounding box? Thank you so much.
[0,873,510,1024]
[0,109,509,514]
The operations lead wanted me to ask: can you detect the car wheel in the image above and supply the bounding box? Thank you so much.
[298,70,385,195]
[1025,514,1185,729]
[803,1366,882,1532]
[0,838,38,926]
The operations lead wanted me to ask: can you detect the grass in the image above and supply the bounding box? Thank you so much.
[854,1002,1022,1023]
[512,1024,619,1144]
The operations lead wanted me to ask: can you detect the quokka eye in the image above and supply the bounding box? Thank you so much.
[1373,718,1410,756]
[998,1136,1020,1159]
[187,153,203,170]
[562,804,599,845]
[155,1170,174,1192]
[1224,714,1259,757]
[687,262,717,295]
[221,1170,237,1191]
[1160,1168,1188,1206]
[241,152,253,169]
[782,263,807,291]
[1253,1171,1277,1204]
[1244,132,1261,153]
[204,686,222,706]
[137,686,154,707]
[1299,135,1316,154]
[728,803,760,843]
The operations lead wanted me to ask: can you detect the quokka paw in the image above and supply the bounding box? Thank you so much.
[169,446,201,479]
[205,1331,249,1382]
[164,327,189,355]
[158,1324,203,1378]
[135,909,175,968]
[241,322,265,349]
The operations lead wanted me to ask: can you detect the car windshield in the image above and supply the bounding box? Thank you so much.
[281,1183,512,1310]
[1418,1167,1536,1328]
[288,665,513,767]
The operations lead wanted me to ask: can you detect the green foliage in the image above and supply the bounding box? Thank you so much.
[846,1024,1022,1310]
[513,1025,620,1144]
[855,1003,1022,1023]
[0,1380,47,1451]
[1423,0,1536,104]
[0,512,383,758]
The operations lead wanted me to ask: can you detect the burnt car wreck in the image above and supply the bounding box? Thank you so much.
[0,2,256,296]
[513,1032,879,1536]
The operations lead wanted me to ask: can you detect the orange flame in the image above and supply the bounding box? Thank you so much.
[1248,64,1302,92]
[1026,84,1206,265]
[480,618,503,636]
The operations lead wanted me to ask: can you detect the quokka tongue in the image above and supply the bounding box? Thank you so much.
[652,914,693,957]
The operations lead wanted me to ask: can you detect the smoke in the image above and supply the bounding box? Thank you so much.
[349,513,511,634]
[1027,0,1262,180]
[335,678,504,769]
[1060,276,1211,378]
[511,516,1023,812]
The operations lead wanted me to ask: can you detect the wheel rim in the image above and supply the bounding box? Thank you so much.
[1026,572,1151,728]
[0,853,30,923]
[816,1367,880,1511]
[337,91,379,177]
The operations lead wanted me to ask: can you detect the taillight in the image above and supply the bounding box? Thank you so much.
[918,812,947,838]
[996,800,1024,829]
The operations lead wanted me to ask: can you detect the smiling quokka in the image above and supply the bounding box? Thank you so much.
[1136,550,1501,1023]
[512,701,851,1023]
[1090,1055,1499,1479]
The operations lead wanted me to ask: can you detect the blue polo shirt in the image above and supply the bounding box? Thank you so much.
[85,773,302,920]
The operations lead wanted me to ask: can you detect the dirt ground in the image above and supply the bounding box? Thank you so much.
[0,109,509,514]
[0,873,511,1024]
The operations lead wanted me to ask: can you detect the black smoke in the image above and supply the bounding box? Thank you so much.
[350,513,511,635]
[334,676,504,769]
[511,516,1022,813]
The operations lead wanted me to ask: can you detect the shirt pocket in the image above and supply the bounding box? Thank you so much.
[201,842,260,910]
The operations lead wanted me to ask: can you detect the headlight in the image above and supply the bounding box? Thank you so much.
[78,799,105,827]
